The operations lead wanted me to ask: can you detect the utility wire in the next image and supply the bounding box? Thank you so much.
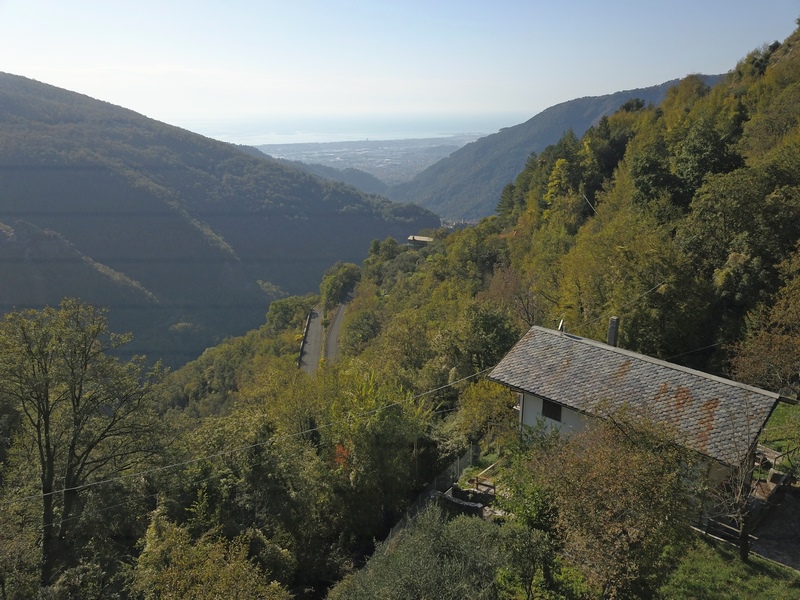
[571,280,666,334]
[1,366,494,507]
[582,193,598,215]
[664,339,737,361]
[6,367,497,531]
[568,281,743,366]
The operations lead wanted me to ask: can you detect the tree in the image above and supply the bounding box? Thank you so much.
[629,137,680,205]
[496,426,562,597]
[265,293,317,334]
[673,119,742,204]
[341,310,382,357]
[501,521,559,600]
[320,262,361,311]
[505,410,699,599]
[495,182,517,218]
[677,167,800,345]
[731,242,800,394]
[729,244,800,515]
[0,299,163,587]
[448,380,518,450]
[326,367,432,538]
[327,506,505,600]
[131,508,291,600]
[482,265,547,329]
[544,158,575,205]
[448,303,520,379]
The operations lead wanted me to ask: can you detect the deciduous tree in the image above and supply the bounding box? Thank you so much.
[0,299,163,586]
[504,410,699,599]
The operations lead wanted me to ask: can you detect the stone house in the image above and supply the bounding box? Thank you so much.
[488,325,787,488]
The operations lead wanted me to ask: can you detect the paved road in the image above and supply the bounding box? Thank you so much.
[299,306,323,376]
[325,303,347,364]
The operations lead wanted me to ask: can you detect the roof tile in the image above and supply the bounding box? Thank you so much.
[489,327,779,467]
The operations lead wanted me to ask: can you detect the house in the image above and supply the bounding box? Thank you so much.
[488,325,786,488]
[407,235,434,248]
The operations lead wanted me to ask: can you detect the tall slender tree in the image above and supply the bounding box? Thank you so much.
[0,299,163,586]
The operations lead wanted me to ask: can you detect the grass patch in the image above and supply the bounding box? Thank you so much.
[457,451,499,488]
[660,535,800,599]
[761,402,799,455]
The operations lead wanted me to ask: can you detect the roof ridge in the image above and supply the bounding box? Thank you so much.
[532,326,780,400]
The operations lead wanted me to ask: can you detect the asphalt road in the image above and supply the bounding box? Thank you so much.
[299,306,323,376]
[325,303,347,364]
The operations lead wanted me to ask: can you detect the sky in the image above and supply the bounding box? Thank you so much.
[1,0,799,143]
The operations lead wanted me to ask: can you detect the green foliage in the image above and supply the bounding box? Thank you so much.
[320,262,362,310]
[499,411,699,600]
[731,244,800,460]
[340,309,382,356]
[673,119,743,204]
[328,506,505,600]
[495,182,517,218]
[446,380,518,448]
[159,320,303,417]
[131,509,291,599]
[659,536,800,599]
[677,166,800,331]
[325,367,433,531]
[629,135,680,204]
[500,520,561,600]
[265,293,318,335]
[448,303,521,378]
[579,113,636,201]
[0,299,164,588]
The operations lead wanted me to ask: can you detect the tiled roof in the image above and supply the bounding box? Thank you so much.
[489,327,780,467]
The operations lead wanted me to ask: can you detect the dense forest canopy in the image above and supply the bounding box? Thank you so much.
[387,77,720,222]
[2,20,800,599]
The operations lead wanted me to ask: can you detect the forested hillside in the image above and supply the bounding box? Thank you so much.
[2,22,800,600]
[0,73,438,365]
[271,158,390,196]
[388,77,720,221]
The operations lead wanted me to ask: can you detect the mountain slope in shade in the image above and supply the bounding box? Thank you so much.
[389,77,720,221]
[273,157,390,196]
[0,73,438,365]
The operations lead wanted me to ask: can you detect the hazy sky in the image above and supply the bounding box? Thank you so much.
[1,0,799,140]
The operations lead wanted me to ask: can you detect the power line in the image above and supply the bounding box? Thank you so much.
[1,366,494,508]
[664,338,737,361]
[581,281,667,332]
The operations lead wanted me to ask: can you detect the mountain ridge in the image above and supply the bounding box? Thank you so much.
[388,77,722,220]
[0,72,438,364]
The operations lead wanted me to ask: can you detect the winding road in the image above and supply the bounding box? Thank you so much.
[299,302,346,376]
[298,306,323,376]
[324,303,347,365]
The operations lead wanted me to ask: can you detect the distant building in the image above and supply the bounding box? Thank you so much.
[407,235,434,248]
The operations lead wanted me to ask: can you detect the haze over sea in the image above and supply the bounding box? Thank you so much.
[183,113,528,145]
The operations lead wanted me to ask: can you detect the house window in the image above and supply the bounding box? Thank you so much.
[541,399,562,422]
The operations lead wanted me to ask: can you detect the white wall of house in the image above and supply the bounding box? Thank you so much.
[520,392,588,433]
[519,392,738,497]
[705,460,734,489]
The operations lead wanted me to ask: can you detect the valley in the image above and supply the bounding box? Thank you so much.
[257,133,483,185]
[2,20,800,598]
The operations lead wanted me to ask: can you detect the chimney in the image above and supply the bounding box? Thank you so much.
[607,316,620,347]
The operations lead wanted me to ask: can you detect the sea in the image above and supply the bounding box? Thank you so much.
[177,113,528,146]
